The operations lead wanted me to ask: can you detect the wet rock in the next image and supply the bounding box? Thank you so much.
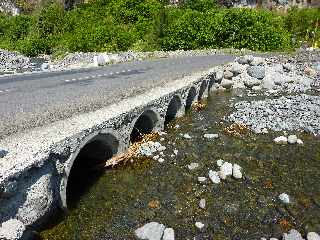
[195,222,205,230]
[224,70,234,80]
[163,228,174,240]
[307,232,320,240]
[287,135,298,144]
[232,164,243,179]
[209,170,221,184]
[183,133,191,139]
[220,162,233,176]
[297,139,304,145]
[247,66,265,79]
[216,159,224,167]
[0,148,8,158]
[135,222,166,240]
[221,79,234,89]
[0,219,26,240]
[198,177,207,183]
[279,193,290,204]
[188,163,199,170]
[199,199,206,209]
[283,229,303,240]
[203,133,219,139]
[274,136,288,145]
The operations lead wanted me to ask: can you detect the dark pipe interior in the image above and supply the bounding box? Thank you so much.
[186,87,197,110]
[130,111,157,142]
[66,135,118,209]
[165,96,182,126]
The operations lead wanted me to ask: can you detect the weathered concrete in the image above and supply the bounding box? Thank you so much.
[0,65,223,234]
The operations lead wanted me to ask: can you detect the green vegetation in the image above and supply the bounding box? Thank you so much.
[0,0,319,56]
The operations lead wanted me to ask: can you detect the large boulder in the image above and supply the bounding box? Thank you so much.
[247,66,265,79]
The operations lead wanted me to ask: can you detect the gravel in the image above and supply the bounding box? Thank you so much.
[228,94,320,135]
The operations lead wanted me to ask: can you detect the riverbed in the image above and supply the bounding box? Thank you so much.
[40,90,320,240]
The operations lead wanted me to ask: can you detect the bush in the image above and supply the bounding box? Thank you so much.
[160,8,292,51]
[285,8,320,47]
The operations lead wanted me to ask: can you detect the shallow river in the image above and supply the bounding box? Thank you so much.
[41,90,320,240]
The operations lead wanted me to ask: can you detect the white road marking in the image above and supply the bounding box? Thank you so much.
[110,72,114,75]
[115,71,120,74]
[97,74,103,77]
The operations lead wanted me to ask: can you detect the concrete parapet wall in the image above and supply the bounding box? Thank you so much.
[0,66,221,233]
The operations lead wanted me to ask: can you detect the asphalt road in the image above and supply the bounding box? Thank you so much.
[0,54,234,137]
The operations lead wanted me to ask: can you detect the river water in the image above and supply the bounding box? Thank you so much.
[41,90,320,240]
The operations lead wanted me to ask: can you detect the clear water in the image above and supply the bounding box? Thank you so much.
[41,91,320,240]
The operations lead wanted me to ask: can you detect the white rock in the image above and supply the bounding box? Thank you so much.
[270,238,279,240]
[153,155,159,160]
[232,164,243,179]
[199,199,206,209]
[163,228,175,240]
[198,177,207,183]
[209,170,221,184]
[297,139,304,145]
[188,163,199,170]
[195,222,205,229]
[307,232,320,240]
[287,135,298,144]
[158,145,167,152]
[283,229,303,240]
[279,193,290,204]
[203,133,219,139]
[183,133,191,139]
[158,158,165,163]
[0,219,26,240]
[220,162,233,176]
[274,136,288,145]
[216,159,224,167]
[173,149,178,155]
[218,170,227,180]
[221,79,234,89]
[135,222,166,240]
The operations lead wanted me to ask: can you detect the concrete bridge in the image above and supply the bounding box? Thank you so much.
[0,54,234,236]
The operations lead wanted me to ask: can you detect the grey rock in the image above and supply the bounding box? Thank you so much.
[283,63,295,72]
[203,133,219,139]
[283,229,304,240]
[237,55,254,65]
[163,228,175,240]
[135,222,166,240]
[0,219,26,240]
[230,63,242,75]
[244,78,261,88]
[224,70,234,79]
[250,57,265,66]
[247,66,265,79]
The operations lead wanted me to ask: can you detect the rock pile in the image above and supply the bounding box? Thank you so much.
[228,94,320,135]
[0,49,32,73]
[212,54,317,93]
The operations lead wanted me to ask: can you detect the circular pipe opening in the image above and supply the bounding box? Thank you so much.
[62,133,119,209]
[130,109,159,143]
[185,87,197,110]
[198,80,208,101]
[165,95,182,126]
